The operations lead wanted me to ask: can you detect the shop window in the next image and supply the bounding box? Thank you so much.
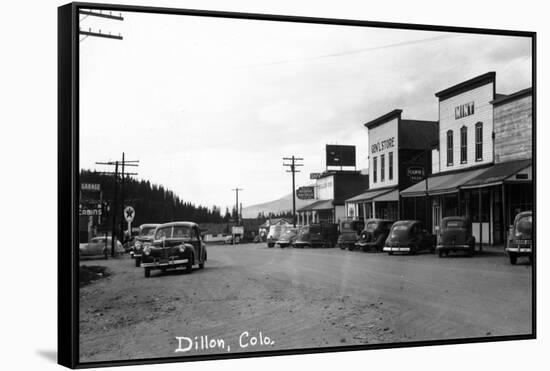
[389,152,394,180]
[381,154,385,182]
[475,122,483,161]
[446,130,453,166]
[460,126,467,164]
[373,157,377,183]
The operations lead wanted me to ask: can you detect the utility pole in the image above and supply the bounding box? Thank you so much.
[283,156,304,227]
[231,188,243,225]
[79,9,124,42]
[96,153,139,256]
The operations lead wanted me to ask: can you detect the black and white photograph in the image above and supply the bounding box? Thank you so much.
[55,1,537,369]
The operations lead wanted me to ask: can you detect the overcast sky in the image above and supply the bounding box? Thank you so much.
[79,10,532,212]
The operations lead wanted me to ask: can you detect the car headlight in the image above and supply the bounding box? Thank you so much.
[135,241,142,249]
[143,246,151,256]
[179,245,186,253]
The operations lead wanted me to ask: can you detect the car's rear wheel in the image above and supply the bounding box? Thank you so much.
[144,268,151,278]
[510,254,517,265]
[348,245,355,251]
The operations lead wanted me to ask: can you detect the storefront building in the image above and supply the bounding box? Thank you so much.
[297,171,368,225]
[401,72,532,245]
[346,109,438,222]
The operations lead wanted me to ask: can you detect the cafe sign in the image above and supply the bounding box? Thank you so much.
[407,166,425,183]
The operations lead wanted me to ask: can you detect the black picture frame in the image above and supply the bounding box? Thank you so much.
[58,2,536,368]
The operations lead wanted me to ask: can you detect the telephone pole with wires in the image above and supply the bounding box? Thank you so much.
[283,156,303,227]
[231,188,243,225]
[95,152,139,256]
[79,8,124,42]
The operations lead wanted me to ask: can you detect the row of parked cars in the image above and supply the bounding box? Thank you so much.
[263,211,533,264]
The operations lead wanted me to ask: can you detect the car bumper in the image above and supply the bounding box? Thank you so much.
[140,258,188,268]
[383,246,411,252]
[506,245,532,254]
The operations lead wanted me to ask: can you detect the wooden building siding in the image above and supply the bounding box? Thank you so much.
[439,83,494,172]
[494,94,532,163]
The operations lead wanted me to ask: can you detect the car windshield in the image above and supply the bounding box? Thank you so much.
[155,227,172,239]
[366,222,379,232]
[341,222,352,230]
[445,220,465,228]
[140,227,156,237]
[516,215,532,234]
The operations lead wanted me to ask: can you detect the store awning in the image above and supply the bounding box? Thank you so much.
[297,199,333,212]
[345,187,397,203]
[460,160,532,189]
[374,188,399,202]
[400,167,488,197]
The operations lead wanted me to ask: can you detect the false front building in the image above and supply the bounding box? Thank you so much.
[345,109,438,222]
[401,72,532,245]
[297,171,369,225]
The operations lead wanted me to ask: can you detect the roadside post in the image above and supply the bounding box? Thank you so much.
[124,206,135,241]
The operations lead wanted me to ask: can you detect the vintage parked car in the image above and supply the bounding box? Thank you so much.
[275,227,298,248]
[79,236,124,259]
[337,220,365,250]
[506,211,533,265]
[436,217,476,257]
[383,220,436,255]
[355,219,394,252]
[131,223,160,267]
[267,225,289,248]
[141,221,207,278]
[294,223,338,248]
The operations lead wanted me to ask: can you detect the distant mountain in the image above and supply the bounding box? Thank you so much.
[242,191,317,218]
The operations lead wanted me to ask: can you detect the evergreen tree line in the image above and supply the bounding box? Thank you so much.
[80,170,226,226]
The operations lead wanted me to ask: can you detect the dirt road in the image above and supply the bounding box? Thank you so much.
[79,243,532,362]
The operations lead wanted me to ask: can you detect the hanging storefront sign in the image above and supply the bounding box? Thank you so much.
[407,166,425,183]
[296,186,315,200]
[81,183,101,192]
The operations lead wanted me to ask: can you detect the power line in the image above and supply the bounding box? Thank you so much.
[241,34,459,68]
[283,156,304,227]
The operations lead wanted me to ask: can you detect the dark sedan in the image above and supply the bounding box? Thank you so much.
[275,228,298,248]
[355,219,394,252]
[436,217,475,257]
[506,211,533,265]
[141,222,207,278]
[131,223,160,267]
[383,220,435,255]
[336,220,365,250]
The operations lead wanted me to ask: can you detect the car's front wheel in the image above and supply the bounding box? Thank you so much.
[186,256,193,273]
[135,257,141,267]
[438,250,444,258]
[510,254,517,265]
[144,268,151,278]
